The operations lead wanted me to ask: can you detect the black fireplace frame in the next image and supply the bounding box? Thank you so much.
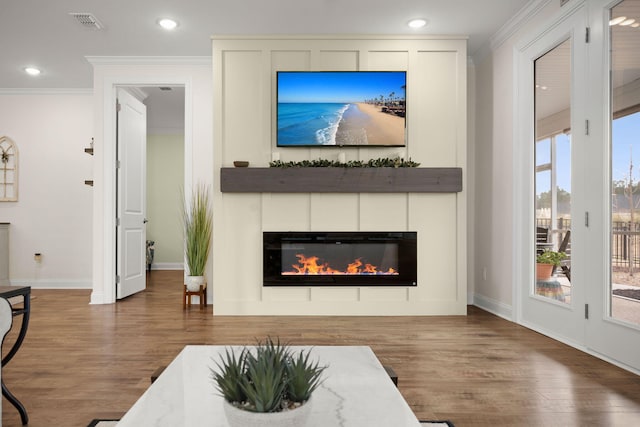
[263,231,417,287]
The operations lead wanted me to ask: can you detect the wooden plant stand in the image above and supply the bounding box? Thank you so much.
[183,284,207,309]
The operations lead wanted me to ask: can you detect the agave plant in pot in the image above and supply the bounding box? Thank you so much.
[182,183,212,291]
[211,338,327,427]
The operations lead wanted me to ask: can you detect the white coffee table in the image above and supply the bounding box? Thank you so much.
[117,345,420,426]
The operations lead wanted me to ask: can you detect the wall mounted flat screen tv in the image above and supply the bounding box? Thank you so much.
[276,71,406,147]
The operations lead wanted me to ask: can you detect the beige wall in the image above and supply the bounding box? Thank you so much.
[212,36,467,315]
[146,133,184,266]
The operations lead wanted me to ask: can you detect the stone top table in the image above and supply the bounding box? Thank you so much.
[117,345,420,427]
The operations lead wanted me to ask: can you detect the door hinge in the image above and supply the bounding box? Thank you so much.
[585,119,590,135]
[116,100,121,112]
[116,275,121,284]
[585,27,590,43]
[116,160,121,169]
[116,218,121,226]
[585,211,589,227]
[585,303,589,319]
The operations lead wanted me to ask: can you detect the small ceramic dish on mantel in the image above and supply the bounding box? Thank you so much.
[233,161,249,167]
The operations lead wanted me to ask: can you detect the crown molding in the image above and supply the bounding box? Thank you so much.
[0,88,92,95]
[490,0,553,51]
[211,34,469,41]
[85,56,211,66]
[471,0,552,65]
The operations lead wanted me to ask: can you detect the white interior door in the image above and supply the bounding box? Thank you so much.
[116,88,147,299]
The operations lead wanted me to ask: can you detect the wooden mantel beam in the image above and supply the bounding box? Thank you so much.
[220,167,463,193]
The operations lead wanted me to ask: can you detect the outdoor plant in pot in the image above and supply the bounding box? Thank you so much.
[536,249,566,281]
[211,338,326,427]
[182,183,212,291]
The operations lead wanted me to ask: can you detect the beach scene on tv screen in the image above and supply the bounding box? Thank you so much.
[277,71,406,146]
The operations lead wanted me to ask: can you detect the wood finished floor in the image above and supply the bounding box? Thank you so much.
[2,270,640,426]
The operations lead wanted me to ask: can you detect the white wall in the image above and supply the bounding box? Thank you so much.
[212,36,467,315]
[472,0,563,317]
[0,92,93,288]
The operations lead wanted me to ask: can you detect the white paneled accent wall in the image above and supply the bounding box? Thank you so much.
[212,36,467,315]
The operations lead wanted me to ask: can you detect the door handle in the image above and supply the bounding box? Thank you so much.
[143,218,148,224]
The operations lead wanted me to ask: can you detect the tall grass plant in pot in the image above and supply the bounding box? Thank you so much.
[182,183,212,291]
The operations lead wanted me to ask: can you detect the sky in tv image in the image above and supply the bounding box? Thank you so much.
[277,71,407,147]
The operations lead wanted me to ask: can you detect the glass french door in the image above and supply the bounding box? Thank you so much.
[517,7,587,345]
[585,0,640,371]
[518,0,640,372]
[534,38,573,306]
[608,0,640,329]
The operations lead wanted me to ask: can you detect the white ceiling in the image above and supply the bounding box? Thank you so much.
[0,0,531,89]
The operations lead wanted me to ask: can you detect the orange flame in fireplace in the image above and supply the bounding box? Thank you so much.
[283,254,398,275]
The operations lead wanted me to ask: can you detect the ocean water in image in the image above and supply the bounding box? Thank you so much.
[278,103,349,146]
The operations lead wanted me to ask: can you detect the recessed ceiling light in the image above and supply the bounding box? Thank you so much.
[610,16,627,26]
[158,18,178,30]
[408,19,427,29]
[24,67,41,76]
[620,18,636,26]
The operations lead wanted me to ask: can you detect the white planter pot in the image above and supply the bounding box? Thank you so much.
[222,399,312,427]
[185,275,205,291]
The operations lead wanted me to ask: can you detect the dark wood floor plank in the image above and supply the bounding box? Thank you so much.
[1,270,639,426]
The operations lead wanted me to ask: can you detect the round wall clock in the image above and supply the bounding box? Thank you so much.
[0,136,18,201]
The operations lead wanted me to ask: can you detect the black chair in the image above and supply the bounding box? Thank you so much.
[536,226,550,254]
[558,230,571,281]
[0,298,12,422]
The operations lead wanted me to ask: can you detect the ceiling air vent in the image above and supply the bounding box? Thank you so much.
[69,13,104,30]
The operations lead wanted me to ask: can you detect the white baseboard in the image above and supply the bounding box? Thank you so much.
[9,279,92,289]
[150,262,183,271]
[518,318,640,376]
[472,293,513,321]
[90,291,106,304]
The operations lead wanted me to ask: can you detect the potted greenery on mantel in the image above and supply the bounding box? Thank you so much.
[182,183,213,291]
[221,156,463,193]
[268,156,420,168]
[211,338,326,427]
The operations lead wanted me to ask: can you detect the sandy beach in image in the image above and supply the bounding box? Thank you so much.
[335,103,405,146]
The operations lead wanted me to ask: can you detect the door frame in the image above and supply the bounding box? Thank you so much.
[94,73,194,304]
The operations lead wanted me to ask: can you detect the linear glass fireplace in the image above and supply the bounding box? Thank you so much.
[263,231,417,286]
